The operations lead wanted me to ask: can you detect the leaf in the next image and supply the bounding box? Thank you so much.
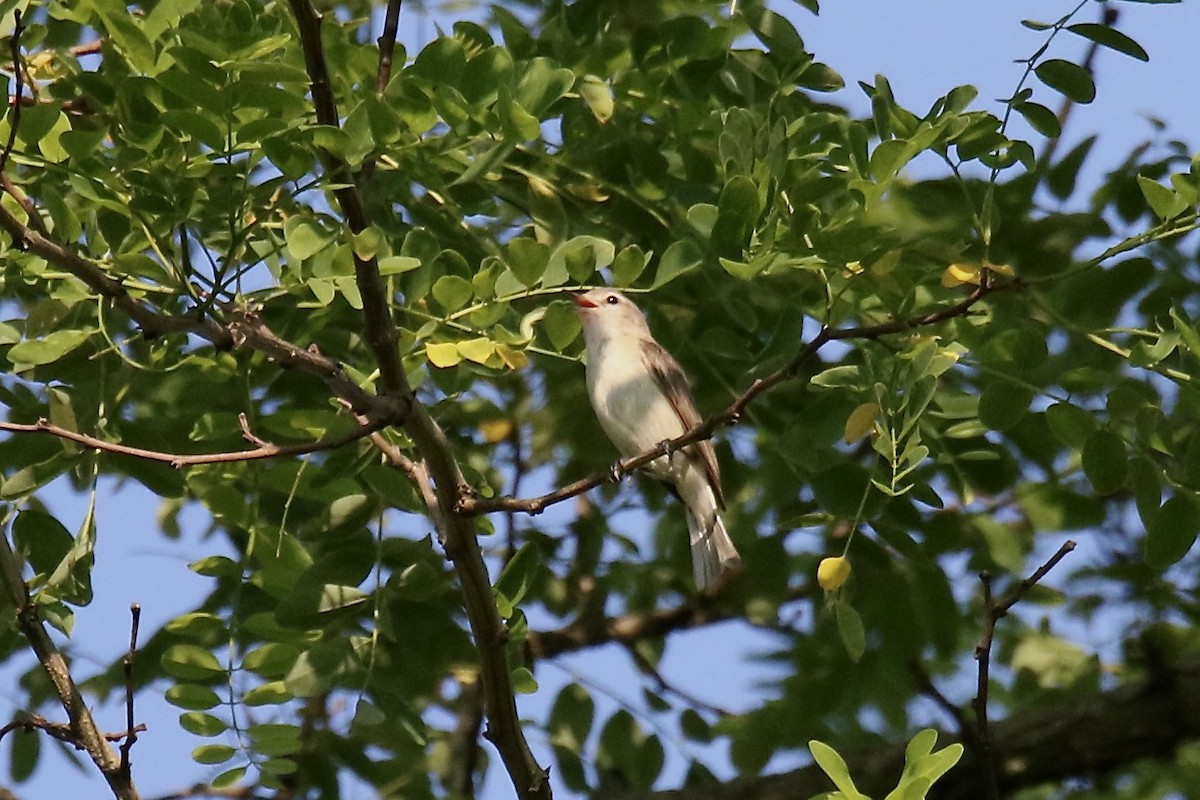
[1145,494,1200,568]
[431,275,474,313]
[284,217,333,261]
[1015,101,1062,138]
[579,74,614,123]
[1035,59,1096,104]
[457,338,495,364]
[541,300,581,351]
[809,739,868,800]
[650,240,703,289]
[612,244,651,287]
[978,382,1033,431]
[180,712,227,737]
[425,342,462,368]
[835,601,866,662]
[1067,23,1149,62]
[9,724,39,783]
[162,644,226,681]
[191,745,236,766]
[8,329,92,367]
[1044,402,1096,448]
[494,542,542,618]
[844,402,879,443]
[165,684,222,710]
[1136,175,1189,220]
[1082,430,1129,495]
[505,238,550,287]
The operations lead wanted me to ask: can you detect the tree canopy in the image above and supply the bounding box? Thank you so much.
[1,1,1199,799]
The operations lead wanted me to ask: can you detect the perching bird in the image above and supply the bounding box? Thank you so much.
[573,288,741,591]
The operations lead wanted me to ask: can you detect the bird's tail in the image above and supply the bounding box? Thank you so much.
[684,487,741,591]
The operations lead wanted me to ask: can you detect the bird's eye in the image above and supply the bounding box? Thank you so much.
[605,295,620,305]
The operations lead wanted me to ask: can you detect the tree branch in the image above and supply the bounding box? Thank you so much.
[462,281,1011,517]
[285,3,550,795]
[375,0,403,93]
[0,414,388,468]
[972,539,1076,799]
[0,532,141,800]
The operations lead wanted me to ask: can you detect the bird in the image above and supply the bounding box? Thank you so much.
[573,288,741,591]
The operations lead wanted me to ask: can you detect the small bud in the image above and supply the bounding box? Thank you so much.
[817,556,852,591]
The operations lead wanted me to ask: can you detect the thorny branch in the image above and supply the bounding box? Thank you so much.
[0,10,25,176]
[972,539,1076,800]
[461,281,1010,516]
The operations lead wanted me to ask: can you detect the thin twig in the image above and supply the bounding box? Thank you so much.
[972,539,1076,800]
[119,604,142,779]
[375,0,403,93]
[0,10,25,175]
[0,415,388,468]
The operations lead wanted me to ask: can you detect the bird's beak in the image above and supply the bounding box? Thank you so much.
[573,293,598,308]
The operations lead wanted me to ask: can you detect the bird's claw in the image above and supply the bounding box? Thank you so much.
[608,461,625,483]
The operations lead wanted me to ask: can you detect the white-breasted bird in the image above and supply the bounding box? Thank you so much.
[573,288,741,591]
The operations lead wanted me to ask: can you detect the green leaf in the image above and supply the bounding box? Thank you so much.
[650,240,703,289]
[243,643,303,678]
[809,739,869,800]
[180,712,227,737]
[1082,431,1128,495]
[284,217,333,261]
[1136,175,1189,220]
[1035,59,1096,104]
[162,644,226,681]
[578,74,613,123]
[1066,23,1149,62]
[12,509,73,578]
[1044,403,1096,448]
[541,300,581,352]
[431,275,474,314]
[248,724,302,756]
[243,682,293,707]
[457,338,495,364]
[835,601,866,662]
[8,329,92,367]
[165,684,222,710]
[505,238,550,287]
[978,382,1034,431]
[549,683,594,750]
[612,244,651,287]
[1145,494,1200,568]
[1015,101,1062,138]
[9,724,39,783]
[494,542,541,618]
[191,744,236,765]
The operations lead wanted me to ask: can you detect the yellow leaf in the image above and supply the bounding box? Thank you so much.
[457,338,495,364]
[817,556,852,591]
[425,342,462,368]
[479,419,514,444]
[495,343,529,370]
[987,262,1015,277]
[941,262,981,287]
[843,402,879,443]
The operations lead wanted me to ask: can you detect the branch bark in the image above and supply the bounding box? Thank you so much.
[285,3,551,795]
[0,532,141,800]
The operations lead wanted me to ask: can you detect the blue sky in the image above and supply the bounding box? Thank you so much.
[6,2,1200,798]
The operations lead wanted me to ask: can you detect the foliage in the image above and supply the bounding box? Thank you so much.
[0,0,1198,799]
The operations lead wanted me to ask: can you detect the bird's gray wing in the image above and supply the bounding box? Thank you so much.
[642,339,725,510]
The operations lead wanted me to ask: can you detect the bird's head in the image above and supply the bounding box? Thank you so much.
[573,288,652,342]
